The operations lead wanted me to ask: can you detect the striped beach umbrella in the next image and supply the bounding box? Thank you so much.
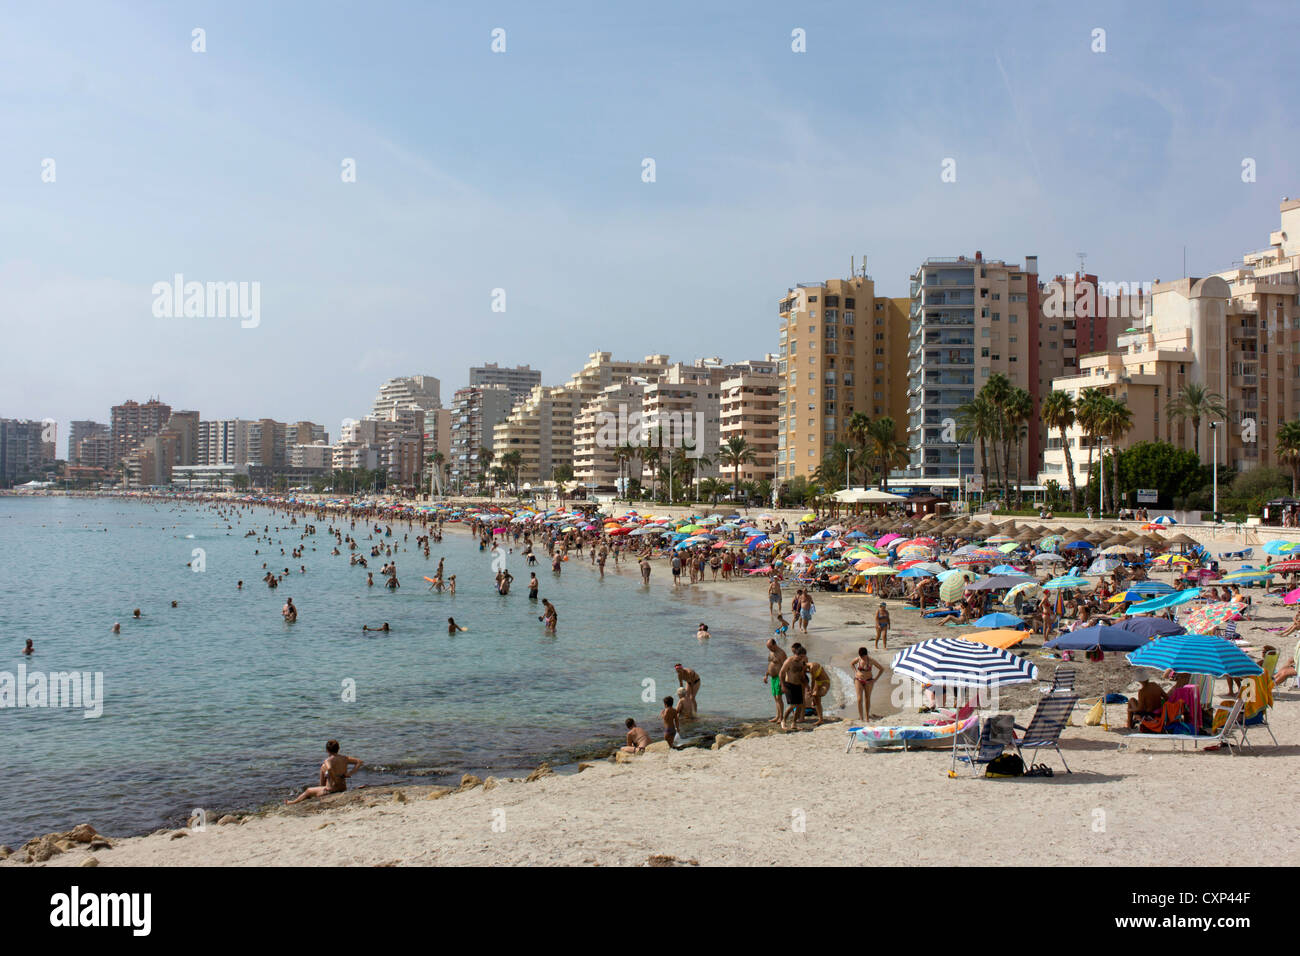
[1006,581,1041,601]
[891,637,1039,688]
[1263,540,1300,556]
[1043,574,1091,589]
[1127,633,1262,678]
[1220,569,1275,583]
[938,574,972,603]
[1266,559,1300,573]
[898,545,935,560]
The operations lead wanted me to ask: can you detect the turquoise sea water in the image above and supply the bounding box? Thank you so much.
[0,497,767,845]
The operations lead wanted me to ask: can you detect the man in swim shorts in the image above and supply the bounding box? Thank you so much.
[765,638,787,723]
[673,663,700,714]
[778,647,809,729]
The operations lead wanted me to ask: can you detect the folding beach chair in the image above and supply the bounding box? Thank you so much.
[1041,663,1076,695]
[1013,693,1078,772]
[1119,693,1247,754]
[956,713,1014,772]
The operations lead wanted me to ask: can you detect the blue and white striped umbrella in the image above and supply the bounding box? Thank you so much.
[891,637,1039,688]
[1126,633,1263,677]
[1043,574,1092,589]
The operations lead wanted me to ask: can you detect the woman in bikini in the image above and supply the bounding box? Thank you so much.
[853,646,884,721]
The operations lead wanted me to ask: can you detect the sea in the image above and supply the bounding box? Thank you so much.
[0,495,771,846]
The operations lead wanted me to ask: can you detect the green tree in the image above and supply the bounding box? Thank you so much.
[1003,387,1033,504]
[1076,388,1108,510]
[718,435,757,503]
[1167,383,1227,460]
[1086,441,1210,509]
[1099,397,1134,511]
[956,395,996,495]
[1040,390,1079,511]
[865,417,910,491]
[500,450,523,493]
[1278,420,1300,494]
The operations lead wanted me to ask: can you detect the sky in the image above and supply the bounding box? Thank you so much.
[3,0,1298,452]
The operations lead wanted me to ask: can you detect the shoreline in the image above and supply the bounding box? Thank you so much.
[6,493,1299,866]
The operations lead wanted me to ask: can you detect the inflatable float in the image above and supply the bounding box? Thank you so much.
[845,713,979,752]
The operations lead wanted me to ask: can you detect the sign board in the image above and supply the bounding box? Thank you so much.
[1136,489,1158,504]
[930,486,945,497]
[965,474,983,492]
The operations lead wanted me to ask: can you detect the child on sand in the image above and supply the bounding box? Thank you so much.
[660,696,680,746]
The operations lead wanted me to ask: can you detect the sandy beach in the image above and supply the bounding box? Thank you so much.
[6,503,1300,867]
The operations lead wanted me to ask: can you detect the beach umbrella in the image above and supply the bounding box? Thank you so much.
[985,533,1015,544]
[1266,559,1300,574]
[965,574,1035,591]
[889,638,1038,689]
[1220,569,1275,583]
[1183,603,1244,633]
[1111,581,1175,600]
[1043,574,1091,589]
[1285,587,1300,605]
[898,566,935,578]
[1006,581,1041,601]
[1101,544,1139,556]
[938,574,971,603]
[1263,540,1300,556]
[863,565,899,575]
[890,637,1039,773]
[1038,534,1064,551]
[1115,617,1186,639]
[898,545,935,560]
[971,612,1025,629]
[910,562,947,574]
[989,564,1023,575]
[1127,633,1262,678]
[962,629,1030,650]
[1125,588,1201,614]
[1046,625,1151,652]
[1061,540,1094,551]
[1031,552,1065,564]
[877,533,904,548]
[1086,557,1123,575]
[1151,515,1177,526]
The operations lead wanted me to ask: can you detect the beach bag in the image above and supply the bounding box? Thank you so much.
[1085,648,1105,662]
[985,753,1024,777]
[1084,699,1105,726]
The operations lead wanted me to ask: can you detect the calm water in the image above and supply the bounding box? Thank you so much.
[0,497,767,846]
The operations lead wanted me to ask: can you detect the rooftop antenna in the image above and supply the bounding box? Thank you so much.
[1076,252,1087,276]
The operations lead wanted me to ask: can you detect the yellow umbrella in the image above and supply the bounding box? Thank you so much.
[863,565,899,575]
[961,629,1029,650]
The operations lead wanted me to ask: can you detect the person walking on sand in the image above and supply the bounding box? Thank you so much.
[875,602,890,649]
[764,638,787,722]
[286,739,362,805]
[799,591,815,634]
[853,646,884,721]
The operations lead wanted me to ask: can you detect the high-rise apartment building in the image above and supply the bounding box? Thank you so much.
[776,274,910,481]
[449,385,516,488]
[905,253,1043,481]
[469,364,541,406]
[372,376,441,419]
[111,399,172,466]
[0,419,50,484]
[719,358,780,486]
[68,421,109,463]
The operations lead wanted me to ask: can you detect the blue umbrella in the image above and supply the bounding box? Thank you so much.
[1046,625,1152,652]
[1115,617,1186,639]
[898,567,935,578]
[845,531,870,540]
[1043,575,1091,589]
[989,564,1022,575]
[1127,633,1263,677]
[1061,540,1095,550]
[971,612,1025,629]
[1126,588,1200,613]
[1263,540,1300,556]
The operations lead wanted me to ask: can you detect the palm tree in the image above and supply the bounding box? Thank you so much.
[865,417,909,490]
[1279,421,1300,494]
[426,451,445,496]
[499,450,523,493]
[642,427,665,503]
[718,435,756,503]
[1003,387,1033,505]
[1041,390,1079,511]
[1076,388,1108,510]
[614,442,639,500]
[1099,397,1134,510]
[956,395,996,496]
[477,446,495,491]
[1167,383,1227,460]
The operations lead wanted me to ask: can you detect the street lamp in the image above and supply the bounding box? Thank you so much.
[1210,420,1223,520]
[845,447,853,491]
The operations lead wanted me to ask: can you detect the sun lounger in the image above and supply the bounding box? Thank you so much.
[845,714,979,753]
[1118,693,1247,753]
[1040,664,1076,695]
[1012,693,1078,772]
[1219,548,1252,560]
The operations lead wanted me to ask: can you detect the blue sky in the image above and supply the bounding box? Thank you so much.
[3,0,1298,447]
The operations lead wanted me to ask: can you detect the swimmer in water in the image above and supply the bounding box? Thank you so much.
[282,597,298,623]
[362,623,390,633]
[697,623,710,640]
[133,608,142,618]
[22,639,34,655]
[447,617,467,635]
[111,623,121,634]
